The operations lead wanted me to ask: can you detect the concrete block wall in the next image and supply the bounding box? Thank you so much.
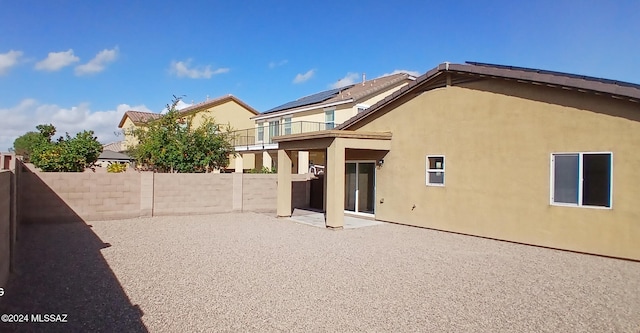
[20,166,142,223]
[0,171,10,286]
[242,174,310,212]
[153,173,234,216]
[18,161,312,222]
[242,174,277,212]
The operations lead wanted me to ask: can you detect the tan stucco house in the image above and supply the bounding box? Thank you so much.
[118,94,259,171]
[275,61,640,261]
[231,72,416,173]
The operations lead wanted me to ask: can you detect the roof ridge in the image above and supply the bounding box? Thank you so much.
[466,61,640,89]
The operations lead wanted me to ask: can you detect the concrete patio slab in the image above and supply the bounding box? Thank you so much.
[288,208,384,229]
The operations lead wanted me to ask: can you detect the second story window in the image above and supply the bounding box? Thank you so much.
[269,120,279,139]
[257,122,264,142]
[325,109,335,130]
[284,118,292,135]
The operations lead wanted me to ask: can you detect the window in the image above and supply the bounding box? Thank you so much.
[325,109,335,130]
[269,120,279,139]
[257,123,264,142]
[356,104,369,113]
[551,153,612,208]
[426,155,445,186]
[284,117,292,135]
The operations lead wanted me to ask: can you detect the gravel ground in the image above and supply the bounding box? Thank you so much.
[2,212,639,332]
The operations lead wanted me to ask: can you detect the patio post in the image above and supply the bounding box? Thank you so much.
[276,149,292,217]
[325,138,345,229]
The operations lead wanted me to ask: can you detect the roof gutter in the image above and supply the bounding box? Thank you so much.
[252,99,353,121]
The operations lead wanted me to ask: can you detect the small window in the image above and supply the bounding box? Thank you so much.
[257,123,264,142]
[426,155,445,186]
[551,152,612,208]
[284,118,292,135]
[325,109,335,130]
[356,104,369,113]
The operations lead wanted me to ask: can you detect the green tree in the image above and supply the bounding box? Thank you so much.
[127,97,235,173]
[13,131,48,162]
[28,124,103,172]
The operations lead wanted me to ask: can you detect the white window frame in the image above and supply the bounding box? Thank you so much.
[257,122,264,142]
[426,155,445,186]
[324,108,335,130]
[549,152,613,209]
[283,117,292,135]
[356,103,370,113]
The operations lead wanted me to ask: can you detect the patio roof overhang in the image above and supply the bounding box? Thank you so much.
[275,130,392,229]
[273,130,392,151]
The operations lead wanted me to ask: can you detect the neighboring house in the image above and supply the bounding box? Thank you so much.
[232,72,416,173]
[95,150,133,169]
[274,61,640,261]
[118,94,259,171]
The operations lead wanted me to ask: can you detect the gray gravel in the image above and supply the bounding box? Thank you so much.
[2,212,640,332]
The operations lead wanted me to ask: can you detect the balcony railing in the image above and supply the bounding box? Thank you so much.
[230,121,338,149]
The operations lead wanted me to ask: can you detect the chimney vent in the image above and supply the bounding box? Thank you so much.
[362,73,366,86]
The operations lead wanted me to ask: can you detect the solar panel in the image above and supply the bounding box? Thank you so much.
[264,85,354,113]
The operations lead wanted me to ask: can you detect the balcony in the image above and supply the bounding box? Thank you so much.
[230,121,338,151]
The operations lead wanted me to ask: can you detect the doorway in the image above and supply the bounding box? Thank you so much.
[345,162,376,215]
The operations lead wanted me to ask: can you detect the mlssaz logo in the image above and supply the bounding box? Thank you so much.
[0,288,4,296]
[31,314,68,323]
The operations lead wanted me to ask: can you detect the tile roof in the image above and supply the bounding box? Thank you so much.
[118,111,162,127]
[257,73,416,118]
[98,150,132,160]
[339,61,640,130]
[102,141,124,152]
[177,94,259,116]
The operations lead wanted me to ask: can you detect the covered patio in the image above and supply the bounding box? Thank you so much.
[274,130,392,228]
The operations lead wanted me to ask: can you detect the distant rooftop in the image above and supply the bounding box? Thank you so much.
[261,72,416,116]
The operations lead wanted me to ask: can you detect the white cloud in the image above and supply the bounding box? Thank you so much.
[293,69,315,84]
[380,69,421,77]
[0,99,152,151]
[75,47,119,75]
[170,59,229,79]
[0,50,23,75]
[268,59,288,69]
[329,72,360,89]
[35,49,80,71]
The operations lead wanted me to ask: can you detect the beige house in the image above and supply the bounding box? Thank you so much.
[118,94,259,171]
[275,61,640,261]
[232,73,416,173]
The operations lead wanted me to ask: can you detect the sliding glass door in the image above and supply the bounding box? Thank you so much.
[345,162,375,214]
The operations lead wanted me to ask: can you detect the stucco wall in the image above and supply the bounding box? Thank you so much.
[190,100,256,131]
[0,171,11,286]
[357,81,640,260]
[153,173,234,216]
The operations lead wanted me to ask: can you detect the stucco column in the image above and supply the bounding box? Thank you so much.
[234,154,243,173]
[325,139,345,229]
[276,149,292,217]
[263,151,272,171]
[298,151,309,174]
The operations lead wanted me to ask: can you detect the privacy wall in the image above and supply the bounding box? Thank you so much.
[19,163,310,223]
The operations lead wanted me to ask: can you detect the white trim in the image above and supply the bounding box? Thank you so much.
[234,143,278,152]
[426,155,445,186]
[252,99,353,121]
[549,151,613,209]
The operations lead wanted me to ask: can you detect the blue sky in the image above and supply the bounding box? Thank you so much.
[1,0,639,150]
